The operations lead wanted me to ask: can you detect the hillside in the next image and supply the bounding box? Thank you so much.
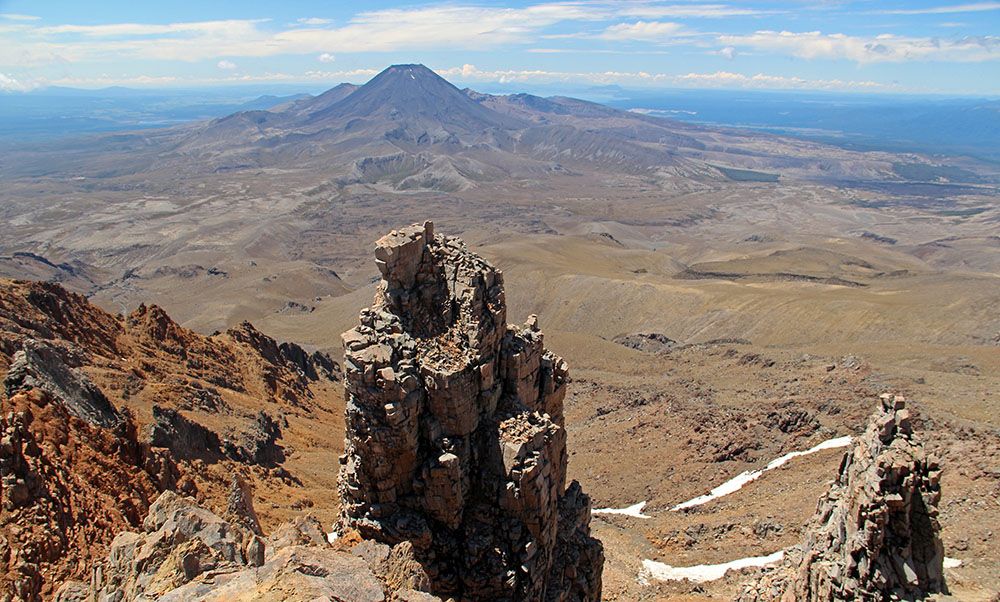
[0,278,348,598]
[1,62,1000,600]
[9,64,991,192]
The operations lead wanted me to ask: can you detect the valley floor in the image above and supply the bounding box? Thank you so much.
[2,162,998,600]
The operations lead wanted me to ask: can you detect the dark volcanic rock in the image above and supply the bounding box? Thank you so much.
[338,221,603,601]
[147,405,221,460]
[4,339,119,428]
[222,410,284,466]
[613,332,677,354]
[737,395,945,601]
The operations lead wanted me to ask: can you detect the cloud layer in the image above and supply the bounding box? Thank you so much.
[720,30,1000,63]
[1,1,998,94]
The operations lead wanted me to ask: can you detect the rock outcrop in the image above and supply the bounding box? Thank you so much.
[0,386,174,602]
[0,278,345,598]
[736,394,945,602]
[338,222,603,601]
[4,339,120,428]
[84,490,440,602]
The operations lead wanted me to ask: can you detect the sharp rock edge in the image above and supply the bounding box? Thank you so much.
[735,395,946,602]
[338,221,604,601]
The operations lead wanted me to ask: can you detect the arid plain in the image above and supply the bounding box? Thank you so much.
[2,66,999,600]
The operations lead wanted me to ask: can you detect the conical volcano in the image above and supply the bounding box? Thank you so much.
[306,64,524,133]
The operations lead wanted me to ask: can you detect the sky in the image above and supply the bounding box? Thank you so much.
[0,0,998,95]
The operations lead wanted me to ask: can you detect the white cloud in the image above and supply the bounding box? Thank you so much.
[876,2,1000,15]
[1,4,608,65]
[46,74,181,87]
[600,21,686,41]
[318,52,336,63]
[0,62,898,93]
[619,3,776,18]
[269,3,607,53]
[297,17,332,25]
[0,72,34,91]
[217,60,237,70]
[716,45,737,59]
[36,69,380,89]
[35,19,268,37]
[436,63,892,91]
[0,13,40,21]
[528,47,673,54]
[719,30,1000,63]
[672,70,888,90]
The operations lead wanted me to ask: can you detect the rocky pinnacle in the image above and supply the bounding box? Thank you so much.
[737,394,946,602]
[338,222,603,601]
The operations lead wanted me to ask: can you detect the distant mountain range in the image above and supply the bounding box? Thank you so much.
[2,64,994,191]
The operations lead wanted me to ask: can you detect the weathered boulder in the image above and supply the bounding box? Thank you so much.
[91,490,257,601]
[736,394,945,602]
[266,514,329,556]
[339,222,603,601]
[612,332,676,354]
[158,545,387,602]
[86,490,440,602]
[225,474,263,537]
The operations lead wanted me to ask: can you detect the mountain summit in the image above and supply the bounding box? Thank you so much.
[66,63,906,193]
[306,63,523,134]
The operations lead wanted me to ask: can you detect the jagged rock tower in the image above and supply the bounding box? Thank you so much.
[338,222,603,601]
[737,394,945,602]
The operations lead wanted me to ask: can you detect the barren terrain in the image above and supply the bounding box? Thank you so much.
[1,66,998,600]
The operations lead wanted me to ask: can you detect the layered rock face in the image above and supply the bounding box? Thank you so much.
[338,222,603,601]
[737,395,945,602]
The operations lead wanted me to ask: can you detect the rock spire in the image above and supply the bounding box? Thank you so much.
[737,394,945,601]
[338,222,603,601]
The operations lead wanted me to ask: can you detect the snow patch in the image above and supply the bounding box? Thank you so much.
[672,436,853,511]
[639,550,785,584]
[944,557,962,569]
[593,501,651,519]
[327,529,339,544]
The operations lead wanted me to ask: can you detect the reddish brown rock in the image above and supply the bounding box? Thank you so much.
[0,277,344,598]
[0,388,173,602]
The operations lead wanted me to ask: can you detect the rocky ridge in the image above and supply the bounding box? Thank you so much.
[1,387,174,602]
[338,222,603,601]
[736,394,945,601]
[0,278,342,599]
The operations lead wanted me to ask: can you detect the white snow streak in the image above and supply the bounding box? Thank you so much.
[327,529,339,544]
[640,551,962,585]
[639,550,785,584]
[593,501,651,518]
[672,436,853,511]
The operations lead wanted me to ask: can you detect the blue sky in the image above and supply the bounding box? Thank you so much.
[0,0,998,95]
